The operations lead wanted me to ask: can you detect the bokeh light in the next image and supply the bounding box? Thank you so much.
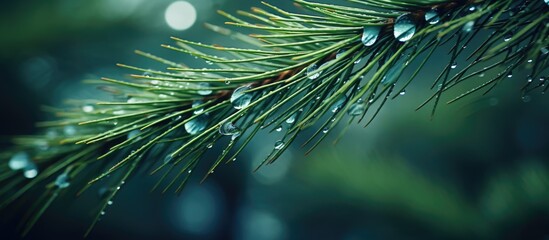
[164,1,197,31]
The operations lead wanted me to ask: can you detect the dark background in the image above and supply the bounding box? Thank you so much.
[1,0,548,239]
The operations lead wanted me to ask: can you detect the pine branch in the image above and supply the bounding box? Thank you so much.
[1,0,548,236]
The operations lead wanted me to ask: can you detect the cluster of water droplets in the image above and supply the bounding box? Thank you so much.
[8,152,38,179]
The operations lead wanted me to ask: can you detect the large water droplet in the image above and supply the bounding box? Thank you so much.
[9,152,30,170]
[219,122,241,136]
[274,140,285,150]
[361,25,381,46]
[306,63,322,80]
[394,14,416,42]
[425,9,440,25]
[347,103,365,116]
[230,85,253,109]
[55,172,70,189]
[197,82,213,95]
[275,126,283,132]
[462,21,475,33]
[185,114,208,135]
[23,163,38,179]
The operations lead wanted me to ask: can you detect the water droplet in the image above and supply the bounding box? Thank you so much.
[188,169,192,173]
[545,0,549,6]
[286,113,297,124]
[424,9,440,25]
[507,72,513,78]
[469,6,476,11]
[479,73,485,78]
[336,48,347,59]
[394,14,416,42]
[206,143,213,149]
[451,62,458,69]
[197,82,213,95]
[9,152,30,170]
[322,127,329,134]
[462,21,475,33]
[100,211,106,216]
[82,105,94,113]
[107,201,113,205]
[219,122,241,136]
[192,100,204,114]
[230,85,253,109]
[185,114,208,135]
[164,155,173,164]
[542,47,549,55]
[347,103,365,116]
[331,96,347,113]
[527,76,533,82]
[225,80,231,84]
[274,140,285,150]
[205,60,213,65]
[306,63,322,80]
[399,90,406,96]
[275,126,282,132]
[521,95,531,102]
[361,25,381,46]
[55,172,70,189]
[64,125,77,136]
[127,129,140,139]
[527,59,533,63]
[540,77,546,82]
[23,163,38,179]
[503,32,513,42]
[382,61,404,85]
[231,132,241,141]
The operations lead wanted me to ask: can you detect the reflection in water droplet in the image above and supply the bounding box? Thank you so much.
[394,14,416,42]
[361,25,381,46]
[127,129,141,140]
[231,85,253,109]
[425,9,440,24]
[185,114,209,135]
[219,122,241,136]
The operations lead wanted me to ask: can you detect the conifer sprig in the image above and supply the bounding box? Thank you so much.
[1,0,548,235]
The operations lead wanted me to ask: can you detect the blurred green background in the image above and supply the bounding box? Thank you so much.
[1,0,548,239]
